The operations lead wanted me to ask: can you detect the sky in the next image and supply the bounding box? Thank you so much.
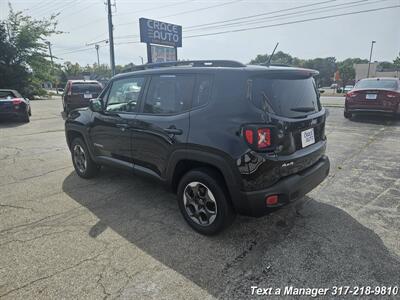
[1,0,399,66]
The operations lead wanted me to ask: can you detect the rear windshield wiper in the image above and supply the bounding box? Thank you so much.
[290,107,315,113]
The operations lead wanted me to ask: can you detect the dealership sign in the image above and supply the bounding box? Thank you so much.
[139,18,182,48]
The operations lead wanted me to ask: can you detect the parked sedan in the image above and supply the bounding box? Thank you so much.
[0,89,31,122]
[344,78,400,119]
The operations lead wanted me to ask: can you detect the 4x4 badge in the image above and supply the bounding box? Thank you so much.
[282,162,294,167]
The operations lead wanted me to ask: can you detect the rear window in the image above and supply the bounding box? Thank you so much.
[0,91,16,99]
[355,79,398,90]
[71,83,102,93]
[251,77,320,118]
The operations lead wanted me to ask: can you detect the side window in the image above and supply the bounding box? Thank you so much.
[105,77,145,113]
[193,74,213,108]
[143,74,195,114]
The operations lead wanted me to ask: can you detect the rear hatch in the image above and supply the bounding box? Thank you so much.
[249,72,327,177]
[70,82,103,105]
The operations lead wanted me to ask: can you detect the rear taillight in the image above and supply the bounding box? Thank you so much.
[385,91,399,98]
[243,126,274,151]
[12,99,22,105]
[346,91,358,98]
[257,128,271,148]
[244,129,253,145]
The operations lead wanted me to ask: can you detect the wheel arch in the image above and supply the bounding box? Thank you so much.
[167,149,243,212]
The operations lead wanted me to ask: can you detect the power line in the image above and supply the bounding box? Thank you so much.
[113,4,399,45]
[183,5,399,39]
[55,47,93,56]
[184,0,335,29]
[35,0,75,18]
[115,0,243,27]
[66,0,193,33]
[185,0,387,32]
[117,0,194,16]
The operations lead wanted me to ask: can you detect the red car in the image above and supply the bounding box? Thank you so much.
[344,77,400,119]
[62,80,103,114]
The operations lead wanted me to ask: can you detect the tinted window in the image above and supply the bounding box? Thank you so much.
[144,75,195,114]
[252,77,320,118]
[0,91,16,99]
[106,77,145,113]
[71,83,102,93]
[355,79,398,90]
[193,74,213,108]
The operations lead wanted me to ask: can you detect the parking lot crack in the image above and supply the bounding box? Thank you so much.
[0,204,34,211]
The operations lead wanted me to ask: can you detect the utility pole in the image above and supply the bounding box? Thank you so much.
[367,40,376,78]
[95,44,100,66]
[45,41,57,94]
[139,56,144,65]
[107,0,116,76]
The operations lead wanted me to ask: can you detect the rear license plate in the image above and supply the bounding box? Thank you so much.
[301,128,315,148]
[366,94,377,100]
[84,94,92,99]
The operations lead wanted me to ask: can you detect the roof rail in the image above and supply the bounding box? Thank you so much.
[256,63,291,67]
[124,60,246,72]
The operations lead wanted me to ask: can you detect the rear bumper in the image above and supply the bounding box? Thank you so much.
[346,108,399,115]
[237,155,330,217]
[0,111,24,118]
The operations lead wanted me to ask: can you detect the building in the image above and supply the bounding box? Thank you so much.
[354,62,399,81]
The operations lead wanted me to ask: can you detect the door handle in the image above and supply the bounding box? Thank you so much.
[164,127,183,135]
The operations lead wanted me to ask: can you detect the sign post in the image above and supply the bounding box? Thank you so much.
[139,18,182,63]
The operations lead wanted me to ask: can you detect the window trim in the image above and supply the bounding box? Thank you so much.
[137,73,196,116]
[103,75,148,115]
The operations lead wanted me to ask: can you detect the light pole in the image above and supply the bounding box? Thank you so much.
[95,44,100,66]
[367,40,376,78]
[107,0,116,76]
[139,56,144,65]
[45,41,57,94]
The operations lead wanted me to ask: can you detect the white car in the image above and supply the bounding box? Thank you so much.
[343,85,354,93]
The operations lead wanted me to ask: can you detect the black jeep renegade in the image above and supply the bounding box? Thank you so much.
[65,60,330,235]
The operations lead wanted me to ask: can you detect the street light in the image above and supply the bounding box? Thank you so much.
[367,40,376,78]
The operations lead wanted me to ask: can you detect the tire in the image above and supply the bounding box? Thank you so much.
[21,111,30,123]
[177,168,236,235]
[344,111,352,119]
[71,137,100,179]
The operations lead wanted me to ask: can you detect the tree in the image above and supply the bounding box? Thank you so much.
[0,5,60,97]
[393,54,400,70]
[302,57,337,87]
[337,58,368,86]
[249,51,303,66]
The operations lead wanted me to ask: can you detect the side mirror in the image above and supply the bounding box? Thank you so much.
[89,98,103,112]
[319,89,325,94]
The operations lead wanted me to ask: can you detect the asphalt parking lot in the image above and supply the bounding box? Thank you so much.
[0,99,399,299]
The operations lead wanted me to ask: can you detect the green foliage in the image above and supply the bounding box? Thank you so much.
[337,58,368,85]
[57,62,133,87]
[302,57,336,87]
[0,4,60,97]
[393,54,400,70]
[249,50,382,86]
[249,51,303,66]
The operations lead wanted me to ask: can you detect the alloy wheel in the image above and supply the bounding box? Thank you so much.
[183,181,217,226]
[73,144,87,173]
